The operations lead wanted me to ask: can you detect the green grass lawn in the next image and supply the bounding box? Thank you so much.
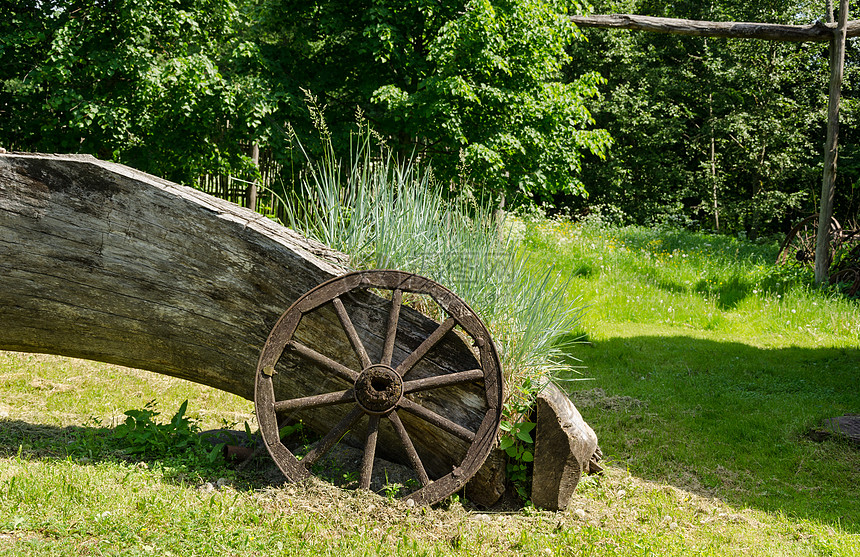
[1,220,859,556]
[526,220,859,529]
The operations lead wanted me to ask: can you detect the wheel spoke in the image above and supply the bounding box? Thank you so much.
[288,340,359,383]
[403,369,483,394]
[395,317,456,378]
[359,415,380,490]
[301,405,364,468]
[274,389,354,414]
[388,410,430,487]
[333,297,373,370]
[398,398,475,443]
[381,288,403,367]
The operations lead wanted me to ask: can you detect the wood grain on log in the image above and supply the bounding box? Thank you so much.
[0,153,504,504]
[571,14,860,42]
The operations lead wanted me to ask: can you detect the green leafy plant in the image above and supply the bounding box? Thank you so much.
[113,400,223,466]
[278,421,305,442]
[499,386,538,502]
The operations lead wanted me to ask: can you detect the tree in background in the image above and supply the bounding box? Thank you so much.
[0,0,271,184]
[9,0,853,230]
[567,0,859,236]
[206,0,613,203]
[1,0,611,204]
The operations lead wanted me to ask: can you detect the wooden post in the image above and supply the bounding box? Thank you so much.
[709,92,719,232]
[815,0,849,284]
[248,143,259,211]
[572,10,858,275]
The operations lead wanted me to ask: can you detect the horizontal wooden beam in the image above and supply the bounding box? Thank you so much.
[571,13,860,42]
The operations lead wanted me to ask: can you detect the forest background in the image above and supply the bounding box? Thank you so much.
[1,0,859,237]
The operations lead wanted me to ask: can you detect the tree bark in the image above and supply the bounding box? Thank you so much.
[816,0,849,284]
[0,153,504,504]
[570,13,860,42]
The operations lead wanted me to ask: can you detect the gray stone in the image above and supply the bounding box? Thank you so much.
[531,382,599,511]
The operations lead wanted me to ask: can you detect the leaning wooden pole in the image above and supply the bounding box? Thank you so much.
[816,0,849,284]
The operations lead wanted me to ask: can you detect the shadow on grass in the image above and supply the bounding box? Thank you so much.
[693,276,753,310]
[561,335,860,531]
[0,419,288,491]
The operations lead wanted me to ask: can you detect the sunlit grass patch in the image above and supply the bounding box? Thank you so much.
[522,218,860,533]
[524,219,860,344]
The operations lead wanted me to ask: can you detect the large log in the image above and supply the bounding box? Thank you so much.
[571,13,860,42]
[0,153,504,505]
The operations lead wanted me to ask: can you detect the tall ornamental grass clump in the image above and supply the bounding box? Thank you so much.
[282,128,585,409]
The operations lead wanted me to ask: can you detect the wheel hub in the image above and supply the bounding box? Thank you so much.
[354,364,403,414]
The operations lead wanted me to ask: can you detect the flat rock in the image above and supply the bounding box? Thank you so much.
[531,382,599,511]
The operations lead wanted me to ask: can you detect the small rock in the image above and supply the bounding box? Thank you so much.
[573,508,587,519]
[215,478,230,489]
[617,489,626,498]
[405,499,416,508]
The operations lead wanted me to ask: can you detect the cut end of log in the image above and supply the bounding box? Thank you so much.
[531,382,600,512]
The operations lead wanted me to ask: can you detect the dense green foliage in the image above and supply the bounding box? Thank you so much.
[3,0,859,233]
[0,0,270,184]
[0,0,610,202]
[252,0,612,201]
[567,0,860,235]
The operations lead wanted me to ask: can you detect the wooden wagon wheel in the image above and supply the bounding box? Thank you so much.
[830,266,860,296]
[254,270,503,506]
[776,214,842,268]
[830,233,860,296]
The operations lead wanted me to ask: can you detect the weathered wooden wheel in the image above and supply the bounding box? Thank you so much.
[776,214,842,268]
[830,266,860,296]
[830,230,860,296]
[254,270,503,506]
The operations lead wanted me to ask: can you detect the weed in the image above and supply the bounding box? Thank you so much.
[112,400,226,472]
[499,382,538,503]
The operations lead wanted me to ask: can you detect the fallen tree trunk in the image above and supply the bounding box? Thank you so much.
[0,153,504,505]
[570,13,860,42]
